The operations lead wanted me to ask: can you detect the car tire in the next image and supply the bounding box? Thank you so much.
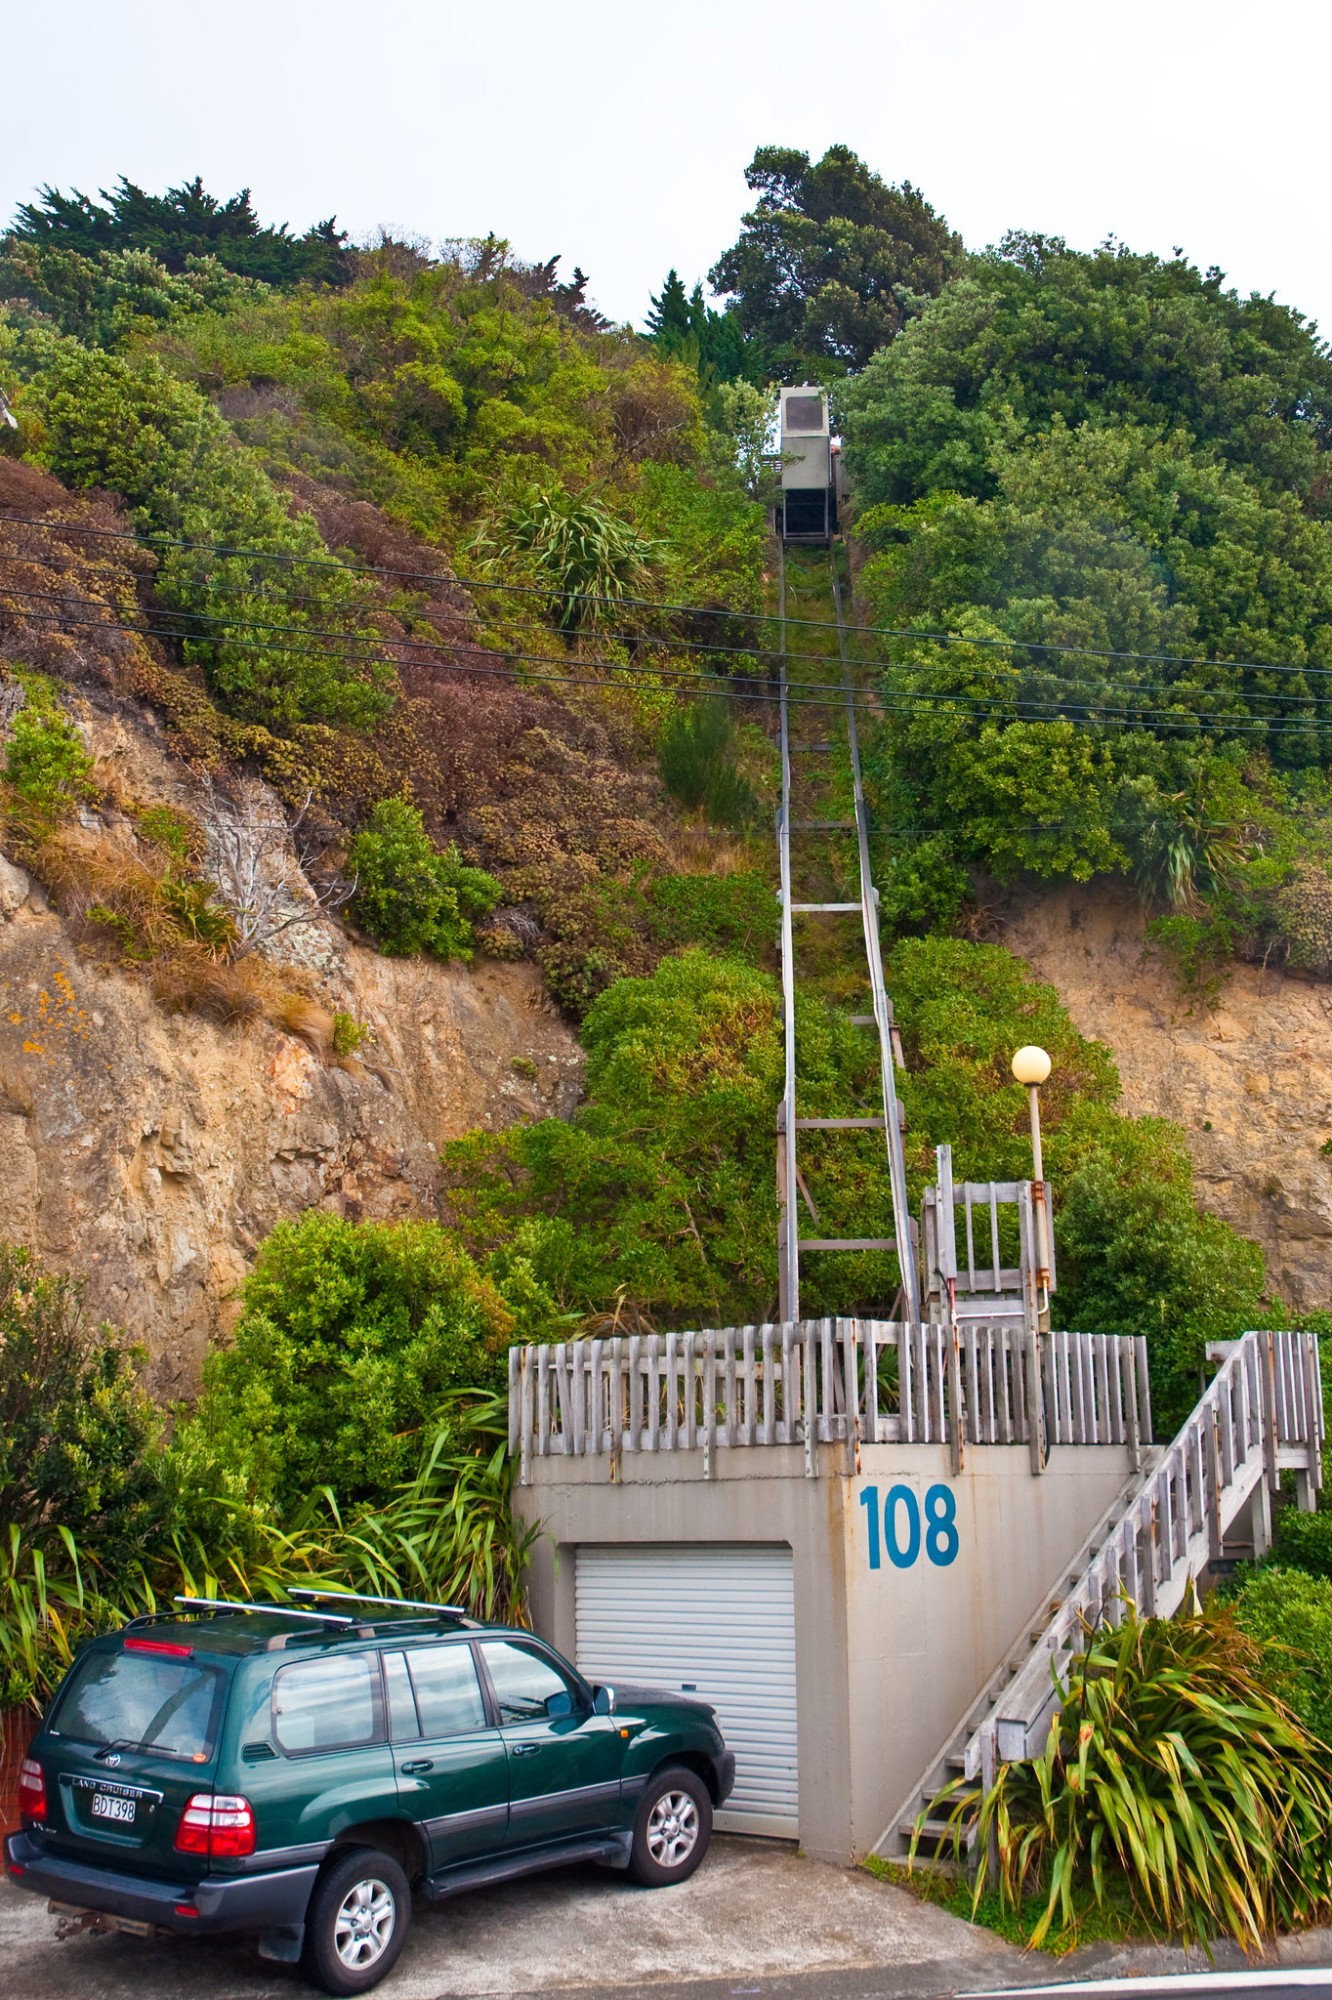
[302,1846,412,1996]
[627,1764,712,1887]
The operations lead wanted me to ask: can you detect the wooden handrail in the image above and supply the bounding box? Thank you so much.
[976,1330,1323,1769]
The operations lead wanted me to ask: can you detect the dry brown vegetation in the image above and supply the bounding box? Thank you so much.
[0,461,697,1015]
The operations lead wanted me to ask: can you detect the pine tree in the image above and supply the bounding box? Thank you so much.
[644,269,692,350]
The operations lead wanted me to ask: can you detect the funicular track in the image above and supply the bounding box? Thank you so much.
[774,544,920,1325]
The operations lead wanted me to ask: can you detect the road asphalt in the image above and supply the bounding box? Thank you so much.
[2,1836,1331,2000]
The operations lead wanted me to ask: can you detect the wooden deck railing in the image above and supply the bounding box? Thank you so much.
[509,1320,1151,1482]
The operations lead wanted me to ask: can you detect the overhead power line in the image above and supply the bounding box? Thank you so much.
[8,547,1332,711]
[4,512,1332,687]
[8,595,1332,740]
[6,579,1332,726]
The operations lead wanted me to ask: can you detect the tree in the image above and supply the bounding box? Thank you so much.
[0,1243,167,1574]
[645,269,691,351]
[644,270,753,385]
[708,145,962,379]
[8,176,351,289]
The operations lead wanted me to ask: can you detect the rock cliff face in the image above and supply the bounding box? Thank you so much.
[0,696,583,1396]
[1002,885,1332,1311]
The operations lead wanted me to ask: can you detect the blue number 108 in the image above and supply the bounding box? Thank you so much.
[859,1483,958,1569]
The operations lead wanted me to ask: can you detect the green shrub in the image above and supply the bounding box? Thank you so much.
[21,340,393,732]
[348,797,501,959]
[658,697,758,827]
[1274,863,1332,972]
[331,1010,366,1057]
[939,1608,1332,1950]
[645,870,774,960]
[1054,1112,1267,1430]
[472,489,661,636]
[0,1527,88,1709]
[173,1212,512,1515]
[4,705,93,821]
[1268,1504,1332,1581]
[135,802,201,862]
[0,1243,168,1575]
[1229,1564,1332,1747]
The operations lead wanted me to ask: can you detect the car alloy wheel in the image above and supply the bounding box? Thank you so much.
[333,1875,397,1971]
[645,1788,700,1870]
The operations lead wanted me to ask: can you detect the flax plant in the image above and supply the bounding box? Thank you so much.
[922,1609,1332,1951]
[126,1397,535,1629]
[0,1527,85,1708]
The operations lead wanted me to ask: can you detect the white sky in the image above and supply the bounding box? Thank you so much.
[2,0,1328,340]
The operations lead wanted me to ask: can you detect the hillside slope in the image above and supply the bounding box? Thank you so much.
[1003,883,1332,1309]
[0,688,582,1393]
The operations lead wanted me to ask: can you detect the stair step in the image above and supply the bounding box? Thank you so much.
[794,1116,886,1130]
[799,1237,897,1253]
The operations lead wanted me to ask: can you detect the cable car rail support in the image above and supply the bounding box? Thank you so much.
[775,544,921,1326]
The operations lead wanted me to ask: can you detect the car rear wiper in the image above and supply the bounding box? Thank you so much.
[93,1739,140,1761]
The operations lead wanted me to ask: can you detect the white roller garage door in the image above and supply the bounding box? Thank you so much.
[574,1543,798,1838]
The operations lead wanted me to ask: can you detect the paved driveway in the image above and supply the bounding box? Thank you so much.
[0,1836,1027,2000]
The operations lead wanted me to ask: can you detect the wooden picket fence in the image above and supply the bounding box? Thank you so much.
[508,1320,1150,1482]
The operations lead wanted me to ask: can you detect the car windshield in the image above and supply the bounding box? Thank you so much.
[51,1647,225,1763]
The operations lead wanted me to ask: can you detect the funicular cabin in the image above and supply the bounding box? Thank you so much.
[777,386,838,544]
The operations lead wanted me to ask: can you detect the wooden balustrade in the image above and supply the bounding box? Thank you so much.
[983,1329,1324,1766]
[509,1320,1153,1483]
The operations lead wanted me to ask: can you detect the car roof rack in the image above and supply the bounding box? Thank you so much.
[290,1587,468,1622]
[172,1595,358,1630]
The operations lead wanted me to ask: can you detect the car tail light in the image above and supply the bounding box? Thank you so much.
[17,1758,45,1824]
[174,1793,256,1859]
[125,1637,194,1658]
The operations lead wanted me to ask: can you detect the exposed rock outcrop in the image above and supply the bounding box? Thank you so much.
[1002,885,1332,1311]
[0,693,584,1395]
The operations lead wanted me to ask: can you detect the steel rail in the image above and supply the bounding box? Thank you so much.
[833,573,921,1322]
[776,542,801,1322]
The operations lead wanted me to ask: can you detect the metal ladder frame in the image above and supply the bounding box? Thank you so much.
[775,545,921,1324]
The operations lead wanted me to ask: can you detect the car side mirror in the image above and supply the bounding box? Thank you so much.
[545,1690,575,1719]
[592,1685,616,1716]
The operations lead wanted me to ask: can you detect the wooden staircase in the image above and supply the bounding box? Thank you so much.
[875,1329,1324,1867]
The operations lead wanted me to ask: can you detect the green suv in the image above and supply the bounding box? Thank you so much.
[3,1593,735,1994]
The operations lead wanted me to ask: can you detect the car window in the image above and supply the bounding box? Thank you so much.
[382,1651,419,1742]
[51,1648,224,1763]
[478,1641,580,1725]
[406,1645,488,1737]
[273,1653,380,1755]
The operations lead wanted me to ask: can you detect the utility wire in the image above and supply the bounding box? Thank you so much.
[6,579,1330,726]
[9,597,1332,739]
[0,581,1317,729]
[7,548,1332,711]
[5,512,1332,687]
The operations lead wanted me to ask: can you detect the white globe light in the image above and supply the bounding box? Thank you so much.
[1012,1045,1052,1087]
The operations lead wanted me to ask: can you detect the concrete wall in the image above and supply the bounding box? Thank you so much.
[517,1440,1133,1864]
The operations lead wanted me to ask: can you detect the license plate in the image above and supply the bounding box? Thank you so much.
[90,1793,136,1825]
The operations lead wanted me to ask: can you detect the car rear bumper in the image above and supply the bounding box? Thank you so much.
[716,1751,736,1804]
[4,1830,318,1935]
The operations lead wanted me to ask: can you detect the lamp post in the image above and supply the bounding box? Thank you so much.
[1012,1046,1052,1326]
